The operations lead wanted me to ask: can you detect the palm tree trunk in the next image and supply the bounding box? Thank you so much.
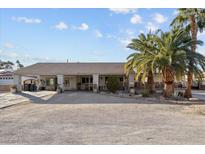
[147,70,155,94]
[162,67,175,97]
[184,15,197,98]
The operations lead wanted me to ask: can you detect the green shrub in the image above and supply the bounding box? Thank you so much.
[141,89,150,97]
[106,76,120,93]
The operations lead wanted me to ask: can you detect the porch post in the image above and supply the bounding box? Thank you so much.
[57,74,64,92]
[13,75,22,92]
[128,73,135,94]
[36,75,41,91]
[93,74,99,92]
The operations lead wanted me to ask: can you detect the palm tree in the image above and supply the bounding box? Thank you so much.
[171,8,205,98]
[125,33,157,94]
[154,29,205,97]
[125,29,205,97]
[16,60,24,69]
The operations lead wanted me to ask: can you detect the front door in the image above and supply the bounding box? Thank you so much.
[64,76,76,90]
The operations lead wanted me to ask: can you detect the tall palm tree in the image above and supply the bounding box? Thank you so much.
[125,29,205,97]
[125,33,157,94]
[16,60,24,69]
[171,8,205,98]
[154,29,205,97]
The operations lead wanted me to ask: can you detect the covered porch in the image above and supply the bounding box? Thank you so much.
[14,74,129,93]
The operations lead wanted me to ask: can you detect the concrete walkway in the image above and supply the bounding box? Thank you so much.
[0,91,56,109]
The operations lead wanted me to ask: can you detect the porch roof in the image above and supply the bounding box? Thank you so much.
[14,62,126,76]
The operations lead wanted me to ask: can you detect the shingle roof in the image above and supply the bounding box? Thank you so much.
[14,62,126,76]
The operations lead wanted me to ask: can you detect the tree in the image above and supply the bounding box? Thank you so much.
[106,76,120,93]
[171,8,205,98]
[0,60,14,69]
[16,60,24,69]
[154,29,205,97]
[125,29,205,97]
[125,33,157,94]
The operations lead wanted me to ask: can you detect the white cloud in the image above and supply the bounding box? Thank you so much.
[78,23,89,31]
[11,16,42,24]
[120,38,131,46]
[153,13,167,24]
[173,10,178,16]
[55,22,68,30]
[0,50,18,58]
[94,30,103,38]
[139,30,144,34]
[109,8,137,14]
[125,29,135,36]
[146,22,158,32]
[3,43,15,49]
[130,14,142,24]
[0,49,60,66]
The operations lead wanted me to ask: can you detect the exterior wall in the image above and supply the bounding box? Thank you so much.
[93,74,99,92]
[128,73,135,94]
[14,75,22,92]
[57,74,64,91]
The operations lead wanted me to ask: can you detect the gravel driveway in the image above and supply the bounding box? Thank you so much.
[1,91,205,144]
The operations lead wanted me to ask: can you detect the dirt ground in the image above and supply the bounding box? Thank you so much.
[1,91,205,144]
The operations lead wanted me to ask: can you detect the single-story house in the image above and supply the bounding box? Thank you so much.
[13,62,205,92]
[14,62,135,92]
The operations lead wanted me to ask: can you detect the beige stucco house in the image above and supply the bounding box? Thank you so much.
[14,62,135,92]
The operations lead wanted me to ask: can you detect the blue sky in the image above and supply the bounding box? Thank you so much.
[0,8,205,66]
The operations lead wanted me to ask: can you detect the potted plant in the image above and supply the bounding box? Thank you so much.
[10,85,17,93]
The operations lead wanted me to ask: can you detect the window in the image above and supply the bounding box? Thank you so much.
[105,77,108,82]
[46,78,54,86]
[65,78,70,86]
[50,79,54,85]
[120,77,123,82]
[90,78,93,83]
[82,77,92,83]
[82,77,86,83]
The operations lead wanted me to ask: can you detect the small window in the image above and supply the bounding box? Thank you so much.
[82,77,86,83]
[65,79,70,86]
[82,77,91,83]
[50,79,54,85]
[105,77,108,81]
[90,78,93,83]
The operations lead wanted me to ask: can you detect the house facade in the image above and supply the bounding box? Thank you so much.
[12,62,205,92]
[14,62,135,92]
